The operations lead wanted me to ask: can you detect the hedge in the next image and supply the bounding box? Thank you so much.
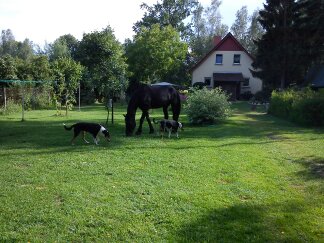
[269,88,324,126]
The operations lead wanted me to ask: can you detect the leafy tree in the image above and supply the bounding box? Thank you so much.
[190,0,228,62]
[0,29,17,57]
[125,24,187,84]
[231,7,265,56]
[133,0,198,40]
[30,55,52,81]
[48,34,79,61]
[0,54,17,79]
[246,9,265,56]
[51,57,83,116]
[76,26,127,100]
[231,6,249,48]
[190,3,208,61]
[204,0,228,38]
[15,58,32,80]
[16,39,34,61]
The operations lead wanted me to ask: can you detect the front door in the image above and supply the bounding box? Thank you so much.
[214,82,239,100]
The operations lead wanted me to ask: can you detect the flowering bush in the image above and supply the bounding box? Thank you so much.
[185,87,232,124]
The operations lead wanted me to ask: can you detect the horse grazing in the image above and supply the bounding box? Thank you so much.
[124,85,181,136]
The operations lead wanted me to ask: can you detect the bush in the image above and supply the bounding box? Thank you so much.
[269,88,324,126]
[185,87,232,124]
[253,88,272,103]
[192,82,207,89]
[0,99,21,115]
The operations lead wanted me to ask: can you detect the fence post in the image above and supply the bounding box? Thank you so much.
[4,86,6,111]
[21,81,25,122]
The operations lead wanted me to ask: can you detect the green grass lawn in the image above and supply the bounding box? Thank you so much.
[0,102,323,242]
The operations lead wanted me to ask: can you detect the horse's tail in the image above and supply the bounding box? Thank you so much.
[63,123,74,131]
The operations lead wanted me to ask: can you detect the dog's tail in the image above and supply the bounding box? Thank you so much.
[63,123,74,131]
[153,118,159,124]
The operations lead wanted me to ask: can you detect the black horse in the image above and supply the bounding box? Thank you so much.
[124,85,181,136]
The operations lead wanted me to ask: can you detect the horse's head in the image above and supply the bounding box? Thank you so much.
[124,113,136,136]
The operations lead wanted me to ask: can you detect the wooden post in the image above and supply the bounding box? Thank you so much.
[4,86,6,111]
[78,83,81,112]
[21,82,25,122]
[111,98,114,124]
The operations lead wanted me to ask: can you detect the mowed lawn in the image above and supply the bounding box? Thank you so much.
[0,102,323,242]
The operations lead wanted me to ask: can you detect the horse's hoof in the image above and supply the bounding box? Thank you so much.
[149,130,155,134]
[135,131,142,135]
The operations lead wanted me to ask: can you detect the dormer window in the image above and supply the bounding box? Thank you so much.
[215,54,223,64]
[233,54,241,65]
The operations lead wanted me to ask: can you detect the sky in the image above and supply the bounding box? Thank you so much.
[0,0,265,46]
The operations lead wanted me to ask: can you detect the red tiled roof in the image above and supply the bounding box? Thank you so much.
[190,32,254,73]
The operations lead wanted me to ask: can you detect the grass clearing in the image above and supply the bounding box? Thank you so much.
[0,102,323,242]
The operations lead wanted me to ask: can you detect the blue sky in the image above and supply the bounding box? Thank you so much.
[0,0,264,45]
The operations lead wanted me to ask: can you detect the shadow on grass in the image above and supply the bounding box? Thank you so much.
[0,119,127,150]
[293,156,324,180]
[175,201,310,242]
[0,102,323,151]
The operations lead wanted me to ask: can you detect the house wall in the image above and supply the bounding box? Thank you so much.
[192,50,262,94]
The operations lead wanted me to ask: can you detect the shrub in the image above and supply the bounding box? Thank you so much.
[269,88,324,126]
[253,88,272,103]
[192,82,207,89]
[0,99,21,115]
[185,87,232,124]
[268,89,295,118]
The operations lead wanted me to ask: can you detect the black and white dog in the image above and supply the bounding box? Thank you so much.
[153,118,183,138]
[63,122,110,145]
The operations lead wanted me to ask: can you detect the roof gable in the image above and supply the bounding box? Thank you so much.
[191,32,254,72]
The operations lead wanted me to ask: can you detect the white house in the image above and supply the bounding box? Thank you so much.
[191,32,262,100]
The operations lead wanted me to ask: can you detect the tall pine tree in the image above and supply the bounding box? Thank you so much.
[296,0,324,66]
[252,0,302,89]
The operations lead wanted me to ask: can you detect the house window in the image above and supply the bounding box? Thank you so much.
[243,78,250,87]
[233,54,241,64]
[215,54,223,64]
[204,77,211,86]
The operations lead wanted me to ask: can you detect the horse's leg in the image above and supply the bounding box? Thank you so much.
[171,103,180,121]
[145,112,155,134]
[163,106,169,119]
[135,112,146,135]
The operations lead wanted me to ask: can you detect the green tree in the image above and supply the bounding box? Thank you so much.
[16,39,34,61]
[30,55,52,81]
[133,0,198,40]
[189,0,228,62]
[0,54,17,79]
[51,57,83,116]
[204,0,228,38]
[125,24,187,84]
[246,9,265,56]
[0,29,17,57]
[48,34,79,61]
[231,6,249,48]
[76,26,127,100]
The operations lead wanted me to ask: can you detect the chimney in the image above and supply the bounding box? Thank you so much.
[213,36,222,46]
